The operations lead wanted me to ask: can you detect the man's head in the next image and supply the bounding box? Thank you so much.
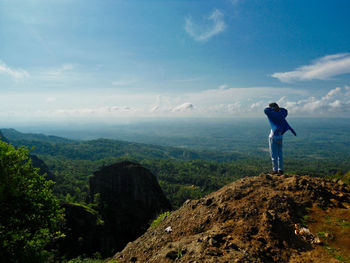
[269,102,280,111]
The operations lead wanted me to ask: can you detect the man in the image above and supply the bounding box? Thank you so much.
[264,102,296,175]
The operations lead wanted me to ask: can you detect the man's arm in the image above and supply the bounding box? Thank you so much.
[290,127,297,136]
[264,107,273,116]
[280,108,288,118]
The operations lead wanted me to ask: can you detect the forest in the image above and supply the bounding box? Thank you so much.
[2,120,350,209]
[1,119,350,262]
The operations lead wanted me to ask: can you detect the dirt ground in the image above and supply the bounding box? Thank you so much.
[111,174,350,263]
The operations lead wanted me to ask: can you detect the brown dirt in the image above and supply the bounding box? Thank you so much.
[111,174,350,263]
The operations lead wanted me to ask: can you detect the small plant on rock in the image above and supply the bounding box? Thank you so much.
[150,211,170,228]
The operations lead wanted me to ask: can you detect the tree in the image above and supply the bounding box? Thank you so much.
[0,140,63,262]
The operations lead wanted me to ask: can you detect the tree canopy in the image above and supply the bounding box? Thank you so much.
[0,140,63,262]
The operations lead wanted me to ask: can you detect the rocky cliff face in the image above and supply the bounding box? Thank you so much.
[112,173,350,263]
[59,161,172,258]
[89,161,172,253]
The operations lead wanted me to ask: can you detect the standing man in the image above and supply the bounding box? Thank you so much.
[264,103,296,175]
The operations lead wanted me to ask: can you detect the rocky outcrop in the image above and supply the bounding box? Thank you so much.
[59,161,172,258]
[89,161,172,253]
[112,174,350,263]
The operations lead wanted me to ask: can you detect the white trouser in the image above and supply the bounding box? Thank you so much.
[269,135,283,171]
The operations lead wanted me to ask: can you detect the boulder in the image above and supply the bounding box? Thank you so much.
[88,161,172,253]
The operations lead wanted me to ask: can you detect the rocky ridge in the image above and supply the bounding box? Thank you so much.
[112,173,350,263]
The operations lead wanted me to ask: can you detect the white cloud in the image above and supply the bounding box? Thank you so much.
[150,105,160,112]
[172,103,194,112]
[184,85,306,106]
[275,86,350,115]
[0,61,29,80]
[176,86,350,117]
[2,84,349,120]
[55,106,135,116]
[185,9,226,42]
[271,53,350,82]
[218,84,229,90]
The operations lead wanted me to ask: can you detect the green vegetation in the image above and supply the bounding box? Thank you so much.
[307,207,350,262]
[1,119,350,261]
[67,202,104,226]
[325,246,350,263]
[336,219,350,231]
[2,127,350,208]
[317,231,334,243]
[176,247,183,261]
[0,140,63,263]
[150,211,170,228]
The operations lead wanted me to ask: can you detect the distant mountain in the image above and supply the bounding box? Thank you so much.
[1,128,72,143]
[0,128,242,162]
[0,130,9,143]
[113,173,350,262]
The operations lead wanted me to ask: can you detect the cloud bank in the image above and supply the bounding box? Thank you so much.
[151,85,350,117]
[276,86,350,115]
[185,9,226,42]
[272,53,350,82]
[1,85,349,120]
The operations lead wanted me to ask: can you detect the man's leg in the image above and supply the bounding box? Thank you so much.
[276,138,283,172]
[269,137,278,172]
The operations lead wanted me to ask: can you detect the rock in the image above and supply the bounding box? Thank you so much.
[166,250,180,260]
[209,238,218,247]
[204,198,213,206]
[89,161,172,254]
[57,161,171,259]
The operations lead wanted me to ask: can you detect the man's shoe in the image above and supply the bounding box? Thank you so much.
[278,170,284,175]
[271,170,278,175]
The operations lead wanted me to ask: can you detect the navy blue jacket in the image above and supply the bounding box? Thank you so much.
[264,107,296,136]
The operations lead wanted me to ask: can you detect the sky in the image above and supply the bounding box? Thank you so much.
[1,0,350,124]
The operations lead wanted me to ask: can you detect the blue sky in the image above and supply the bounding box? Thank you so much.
[1,0,350,123]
